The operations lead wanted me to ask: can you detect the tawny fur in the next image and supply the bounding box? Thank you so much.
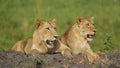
[12,19,59,55]
[57,16,99,62]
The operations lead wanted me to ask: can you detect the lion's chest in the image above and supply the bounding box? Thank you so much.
[79,42,90,50]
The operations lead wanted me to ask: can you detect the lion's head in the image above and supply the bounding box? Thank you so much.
[76,16,96,41]
[34,19,59,48]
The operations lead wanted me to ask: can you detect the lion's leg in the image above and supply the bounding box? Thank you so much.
[72,48,81,55]
[31,41,48,55]
[24,39,33,54]
[12,41,25,53]
[57,48,72,57]
[63,48,72,57]
[85,49,100,62]
[31,49,40,56]
[56,43,72,57]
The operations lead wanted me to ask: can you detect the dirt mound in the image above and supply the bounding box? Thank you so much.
[0,51,35,68]
[0,49,120,68]
[107,49,120,68]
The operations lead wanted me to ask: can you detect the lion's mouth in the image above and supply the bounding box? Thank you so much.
[47,40,60,54]
[46,40,59,48]
[87,34,94,41]
[46,40,54,46]
[87,34,94,38]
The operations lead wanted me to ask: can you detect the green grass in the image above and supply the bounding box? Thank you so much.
[0,0,120,51]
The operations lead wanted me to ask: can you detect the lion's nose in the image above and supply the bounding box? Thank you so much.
[93,30,96,33]
[93,30,96,35]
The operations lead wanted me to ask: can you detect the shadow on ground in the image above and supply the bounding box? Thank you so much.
[0,49,120,68]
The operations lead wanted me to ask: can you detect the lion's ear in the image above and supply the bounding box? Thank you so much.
[50,18,56,28]
[34,19,44,29]
[89,16,94,23]
[77,16,83,24]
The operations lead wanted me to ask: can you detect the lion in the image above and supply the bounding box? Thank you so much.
[57,16,99,62]
[12,19,60,55]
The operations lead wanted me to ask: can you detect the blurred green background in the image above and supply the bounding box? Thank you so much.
[0,0,120,52]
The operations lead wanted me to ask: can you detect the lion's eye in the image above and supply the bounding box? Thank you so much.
[46,27,50,30]
[86,24,90,26]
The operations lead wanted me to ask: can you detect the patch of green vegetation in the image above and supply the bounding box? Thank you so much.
[99,34,114,52]
[0,0,120,51]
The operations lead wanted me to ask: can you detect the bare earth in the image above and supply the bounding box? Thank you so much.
[0,49,120,68]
